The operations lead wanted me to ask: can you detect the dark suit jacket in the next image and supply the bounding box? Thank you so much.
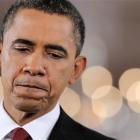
[48,108,115,140]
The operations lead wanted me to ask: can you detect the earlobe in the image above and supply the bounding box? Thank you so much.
[68,56,86,85]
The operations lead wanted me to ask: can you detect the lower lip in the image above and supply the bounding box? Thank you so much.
[13,86,49,99]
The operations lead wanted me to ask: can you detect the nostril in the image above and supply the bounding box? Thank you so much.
[24,69,31,74]
[38,72,44,76]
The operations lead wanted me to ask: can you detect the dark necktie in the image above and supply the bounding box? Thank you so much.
[11,127,32,140]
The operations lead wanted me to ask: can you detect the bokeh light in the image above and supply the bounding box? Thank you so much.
[59,87,81,117]
[127,81,140,113]
[126,81,140,102]
[74,98,104,129]
[81,66,112,97]
[92,85,123,119]
[128,99,140,113]
[119,68,140,99]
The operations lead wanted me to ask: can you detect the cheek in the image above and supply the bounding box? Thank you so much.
[52,61,73,79]
[49,62,74,93]
[1,51,22,93]
[1,65,13,95]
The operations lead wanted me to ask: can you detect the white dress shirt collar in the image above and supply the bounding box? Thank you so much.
[0,101,60,140]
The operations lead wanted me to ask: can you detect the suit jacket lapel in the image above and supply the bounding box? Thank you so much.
[48,107,84,140]
[48,107,68,140]
[48,107,115,140]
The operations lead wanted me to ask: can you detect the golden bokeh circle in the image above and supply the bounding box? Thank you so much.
[119,68,140,99]
[92,85,123,119]
[82,66,112,97]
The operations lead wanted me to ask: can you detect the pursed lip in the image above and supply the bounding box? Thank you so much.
[14,81,49,93]
[17,84,47,92]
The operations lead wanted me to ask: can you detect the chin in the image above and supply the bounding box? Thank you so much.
[15,105,39,113]
[14,102,41,113]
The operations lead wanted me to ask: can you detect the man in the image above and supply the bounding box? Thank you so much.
[0,0,115,139]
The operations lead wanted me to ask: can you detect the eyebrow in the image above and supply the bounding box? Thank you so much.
[12,39,36,46]
[46,44,68,56]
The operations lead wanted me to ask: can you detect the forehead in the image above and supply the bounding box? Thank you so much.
[15,9,73,32]
[4,9,75,50]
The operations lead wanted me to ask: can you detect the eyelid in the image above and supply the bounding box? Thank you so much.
[13,43,30,47]
[12,44,32,53]
[47,50,66,59]
[47,49,65,56]
[12,43,33,50]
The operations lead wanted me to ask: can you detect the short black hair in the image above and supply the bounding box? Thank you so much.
[0,0,85,56]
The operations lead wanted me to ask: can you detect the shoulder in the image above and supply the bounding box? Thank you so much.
[50,107,115,140]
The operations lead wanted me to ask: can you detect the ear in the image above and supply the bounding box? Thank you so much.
[68,56,86,85]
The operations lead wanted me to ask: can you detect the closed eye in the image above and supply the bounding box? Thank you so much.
[12,43,32,54]
[15,47,30,52]
[47,51,65,59]
[11,39,34,54]
[46,44,68,59]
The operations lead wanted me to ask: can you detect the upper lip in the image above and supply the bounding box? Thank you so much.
[14,81,49,92]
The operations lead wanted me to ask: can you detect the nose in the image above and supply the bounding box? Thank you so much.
[22,53,46,76]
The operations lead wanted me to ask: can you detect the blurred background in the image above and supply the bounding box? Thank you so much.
[0,0,140,139]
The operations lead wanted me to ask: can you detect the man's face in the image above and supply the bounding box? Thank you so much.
[1,9,85,115]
